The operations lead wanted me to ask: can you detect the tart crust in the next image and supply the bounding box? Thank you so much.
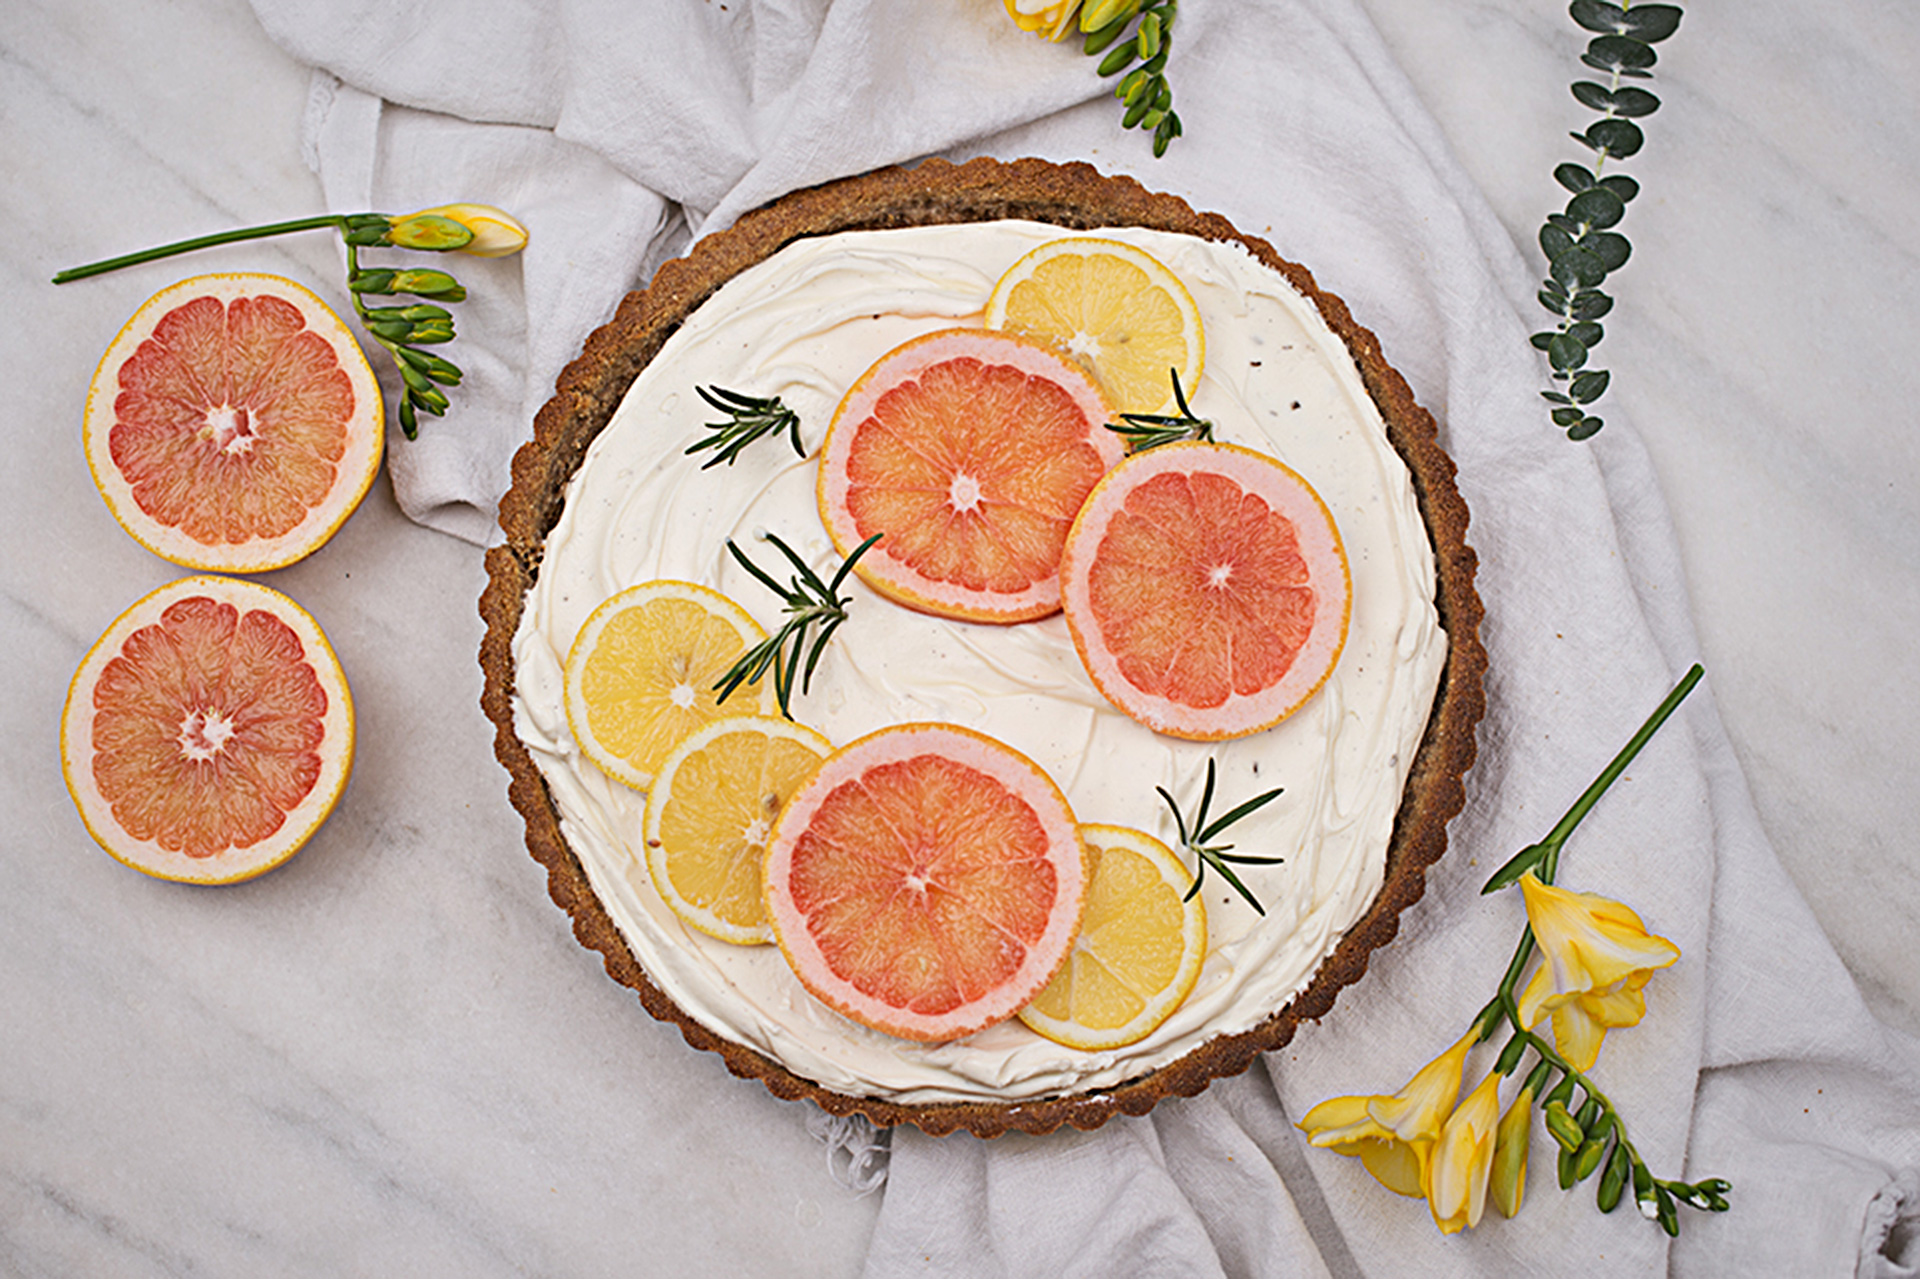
[478,156,1487,1138]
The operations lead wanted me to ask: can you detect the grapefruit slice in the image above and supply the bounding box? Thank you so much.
[816,328,1123,623]
[83,273,384,572]
[763,723,1089,1042]
[643,715,833,945]
[563,580,774,791]
[984,237,1205,415]
[1059,442,1351,740]
[1018,824,1208,1051]
[60,575,354,884]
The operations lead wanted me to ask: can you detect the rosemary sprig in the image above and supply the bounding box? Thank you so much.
[1106,368,1212,453]
[1157,757,1285,914]
[685,386,805,469]
[53,204,526,440]
[715,532,881,719]
[1532,0,1683,440]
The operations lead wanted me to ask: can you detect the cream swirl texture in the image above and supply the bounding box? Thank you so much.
[512,222,1444,1103]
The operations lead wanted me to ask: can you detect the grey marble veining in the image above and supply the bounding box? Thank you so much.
[4,0,1916,1273]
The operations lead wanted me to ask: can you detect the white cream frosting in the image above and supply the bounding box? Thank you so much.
[511,221,1445,1104]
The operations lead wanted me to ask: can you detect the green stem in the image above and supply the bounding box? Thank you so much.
[53,215,352,284]
[1539,662,1703,870]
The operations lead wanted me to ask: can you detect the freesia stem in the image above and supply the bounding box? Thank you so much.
[52,215,351,284]
[1473,662,1705,1041]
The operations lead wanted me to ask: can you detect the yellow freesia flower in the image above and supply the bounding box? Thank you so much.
[1298,1032,1476,1198]
[391,203,529,258]
[1516,873,1681,1071]
[1003,0,1082,41]
[1426,1070,1503,1234]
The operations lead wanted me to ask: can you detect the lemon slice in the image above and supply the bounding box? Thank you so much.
[985,237,1205,415]
[644,715,832,944]
[563,581,773,790]
[1018,823,1207,1050]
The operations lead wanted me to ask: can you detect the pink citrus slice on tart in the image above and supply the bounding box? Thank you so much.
[83,273,384,572]
[1059,441,1351,740]
[816,328,1123,623]
[60,575,355,884]
[763,723,1088,1042]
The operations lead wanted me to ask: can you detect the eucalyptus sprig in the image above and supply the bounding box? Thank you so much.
[1532,0,1682,440]
[715,532,881,719]
[1467,664,1725,1235]
[1107,368,1213,453]
[53,204,528,440]
[685,386,805,469]
[1157,757,1285,914]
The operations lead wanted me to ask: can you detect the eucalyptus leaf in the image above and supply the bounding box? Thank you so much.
[1548,332,1589,372]
[1551,245,1608,287]
[1567,187,1626,229]
[1569,289,1614,320]
[1547,212,1582,235]
[1587,231,1632,271]
[1542,389,1574,405]
[1572,81,1661,118]
[1555,162,1597,193]
[1571,0,1681,43]
[1541,225,1576,260]
[1531,331,1556,351]
[1552,405,1586,426]
[1569,415,1603,440]
[1570,369,1611,402]
[1577,117,1645,159]
[1583,33,1658,75]
[1598,174,1641,203]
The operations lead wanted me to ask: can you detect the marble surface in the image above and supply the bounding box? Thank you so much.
[4,0,1915,1273]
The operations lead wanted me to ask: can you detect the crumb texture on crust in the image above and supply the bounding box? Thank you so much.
[478,156,1486,1138]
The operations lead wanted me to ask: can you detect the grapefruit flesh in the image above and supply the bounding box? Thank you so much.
[816,328,1122,623]
[764,723,1088,1042]
[83,273,383,572]
[60,576,354,884]
[1060,442,1351,740]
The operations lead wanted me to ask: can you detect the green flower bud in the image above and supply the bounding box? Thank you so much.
[1543,1101,1585,1152]
[389,269,466,302]
[1572,1134,1608,1182]
[385,212,475,252]
[1079,0,1139,31]
[1596,1144,1630,1212]
[1097,37,1138,76]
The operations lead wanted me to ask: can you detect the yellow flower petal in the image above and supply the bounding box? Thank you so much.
[1369,1031,1476,1144]
[1426,1071,1503,1234]
[1517,874,1678,1020]
[1003,0,1081,40]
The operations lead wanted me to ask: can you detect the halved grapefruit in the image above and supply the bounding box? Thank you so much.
[83,273,384,572]
[816,328,1123,623]
[763,723,1088,1042]
[1059,442,1351,740]
[60,575,354,884]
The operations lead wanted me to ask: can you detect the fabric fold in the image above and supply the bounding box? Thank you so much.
[247,0,1920,1271]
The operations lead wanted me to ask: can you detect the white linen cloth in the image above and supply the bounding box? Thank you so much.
[246,0,1920,1272]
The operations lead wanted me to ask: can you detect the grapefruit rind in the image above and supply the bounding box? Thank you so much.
[59,575,355,885]
[983,236,1205,416]
[763,723,1089,1043]
[643,714,833,945]
[1017,823,1208,1051]
[1059,442,1352,741]
[562,580,775,791]
[815,328,1123,624]
[82,273,385,573]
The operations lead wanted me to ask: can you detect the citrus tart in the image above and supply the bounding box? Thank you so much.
[479,158,1486,1136]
